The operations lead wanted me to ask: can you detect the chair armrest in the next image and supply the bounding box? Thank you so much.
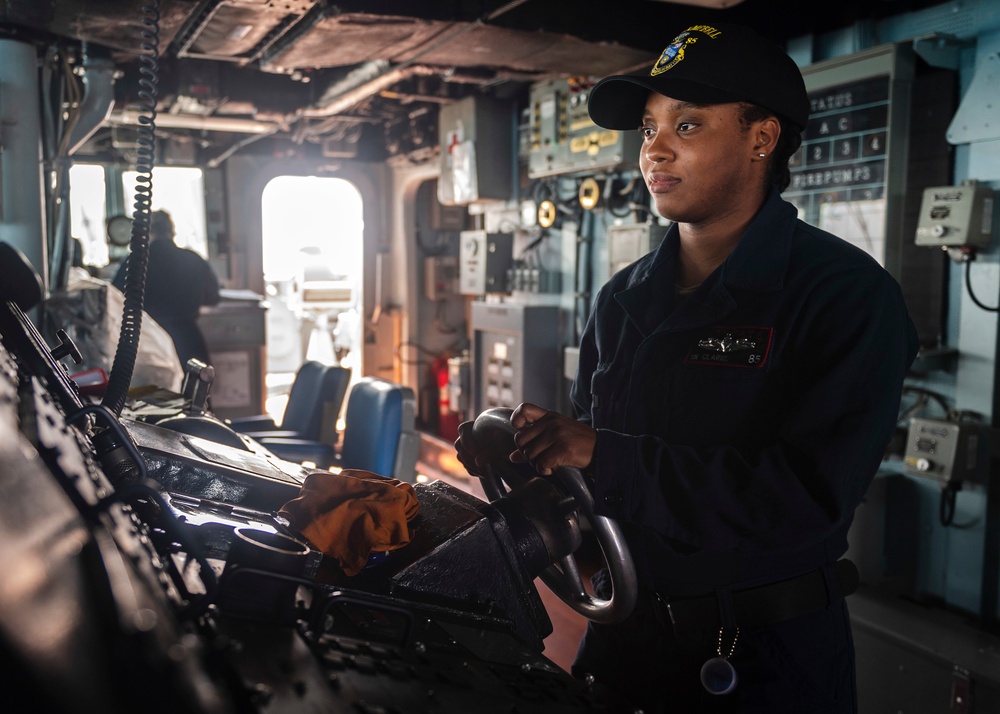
[242,429,308,441]
[258,437,338,470]
[229,414,279,432]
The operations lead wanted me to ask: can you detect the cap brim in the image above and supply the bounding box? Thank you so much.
[588,74,772,130]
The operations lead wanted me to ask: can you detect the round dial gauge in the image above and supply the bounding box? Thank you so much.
[106,214,133,247]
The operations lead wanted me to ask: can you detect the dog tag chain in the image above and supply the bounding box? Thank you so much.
[700,626,739,695]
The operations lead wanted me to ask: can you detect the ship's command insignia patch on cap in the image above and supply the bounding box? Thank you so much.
[651,25,722,77]
[587,22,808,132]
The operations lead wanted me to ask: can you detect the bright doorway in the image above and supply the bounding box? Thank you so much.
[260,175,364,422]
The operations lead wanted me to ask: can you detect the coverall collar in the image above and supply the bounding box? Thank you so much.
[616,186,796,335]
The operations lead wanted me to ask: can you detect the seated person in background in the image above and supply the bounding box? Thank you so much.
[113,210,220,369]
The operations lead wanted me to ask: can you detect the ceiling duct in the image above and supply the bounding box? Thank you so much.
[172,0,321,66]
[65,45,120,156]
[299,0,561,133]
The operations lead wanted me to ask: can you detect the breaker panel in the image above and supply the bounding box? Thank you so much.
[471,302,561,416]
[527,77,642,178]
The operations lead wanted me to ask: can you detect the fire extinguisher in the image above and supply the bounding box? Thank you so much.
[432,354,460,441]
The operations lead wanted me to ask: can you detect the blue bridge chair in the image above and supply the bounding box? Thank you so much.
[230,361,350,444]
[260,376,419,482]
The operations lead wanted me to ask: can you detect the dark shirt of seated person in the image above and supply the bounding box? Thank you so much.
[113,210,220,369]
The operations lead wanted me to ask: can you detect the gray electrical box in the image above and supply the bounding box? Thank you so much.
[903,417,987,485]
[459,230,513,295]
[914,182,995,248]
[471,302,562,416]
[438,95,513,205]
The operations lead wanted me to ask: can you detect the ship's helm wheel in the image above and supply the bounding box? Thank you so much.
[471,408,637,624]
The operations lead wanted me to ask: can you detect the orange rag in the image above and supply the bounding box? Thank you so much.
[278,469,420,576]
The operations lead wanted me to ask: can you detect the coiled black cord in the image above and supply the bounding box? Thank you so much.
[939,483,959,527]
[103,0,160,417]
[965,258,1000,312]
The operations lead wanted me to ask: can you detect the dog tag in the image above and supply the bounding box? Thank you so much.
[701,626,739,695]
[700,656,738,695]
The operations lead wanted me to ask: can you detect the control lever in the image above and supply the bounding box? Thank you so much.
[50,328,83,364]
[159,358,251,451]
[181,358,215,415]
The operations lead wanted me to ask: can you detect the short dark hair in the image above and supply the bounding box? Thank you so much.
[739,103,802,193]
[150,210,174,241]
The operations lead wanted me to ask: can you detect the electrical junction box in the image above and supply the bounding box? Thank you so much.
[902,417,987,485]
[608,222,665,274]
[914,182,995,248]
[438,95,513,206]
[527,77,641,178]
[458,230,513,295]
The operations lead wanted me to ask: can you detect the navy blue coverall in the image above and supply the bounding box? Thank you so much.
[114,239,220,369]
[570,188,919,712]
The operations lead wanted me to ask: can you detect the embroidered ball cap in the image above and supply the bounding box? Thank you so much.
[588,22,809,131]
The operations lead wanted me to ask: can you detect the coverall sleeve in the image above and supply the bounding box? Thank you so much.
[200,259,221,307]
[578,267,918,553]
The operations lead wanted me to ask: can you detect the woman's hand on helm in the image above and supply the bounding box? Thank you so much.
[454,420,485,477]
[509,403,597,476]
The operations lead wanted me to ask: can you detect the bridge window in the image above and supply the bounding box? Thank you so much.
[68,163,108,268]
[122,166,209,257]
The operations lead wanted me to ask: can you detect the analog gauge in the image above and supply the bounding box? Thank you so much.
[578,177,601,210]
[538,200,557,228]
[106,214,133,247]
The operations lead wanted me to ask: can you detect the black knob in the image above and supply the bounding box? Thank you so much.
[50,329,83,364]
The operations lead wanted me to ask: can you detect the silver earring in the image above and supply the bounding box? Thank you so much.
[758,153,766,158]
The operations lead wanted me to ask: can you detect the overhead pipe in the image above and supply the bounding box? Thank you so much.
[107,109,284,134]
[300,63,439,135]
[307,59,394,113]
